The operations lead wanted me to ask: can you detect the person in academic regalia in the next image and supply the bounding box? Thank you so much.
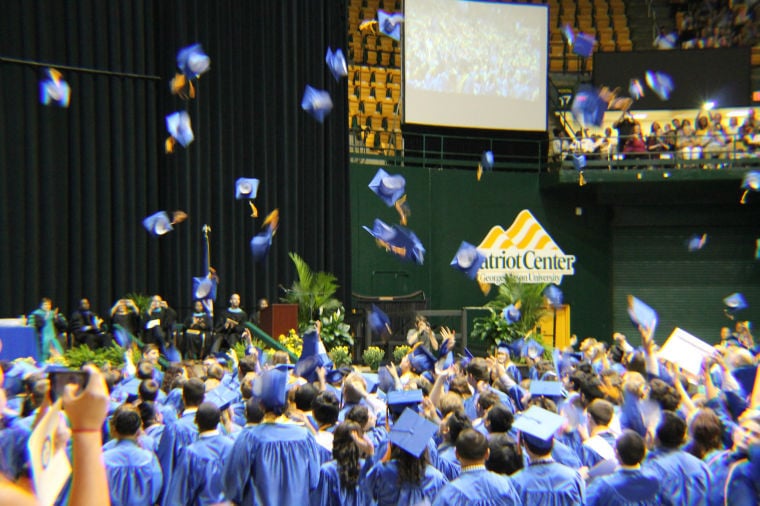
[69,298,108,349]
[581,399,618,468]
[723,412,760,506]
[436,410,472,481]
[27,297,67,360]
[587,430,663,506]
[164,402,234,506]
[102,404,163,506]
[182,300,212,360]
[221,364,321,506]
[212,293,248,353]
[644,410,712,506]
[110,298,141,339]
[143,295,177,352]
[311,420,375,506]
[432,429,521,506]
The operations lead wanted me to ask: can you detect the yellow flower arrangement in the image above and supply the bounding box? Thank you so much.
[279,328,302,358]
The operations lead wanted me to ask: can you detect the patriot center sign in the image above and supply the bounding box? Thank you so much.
[476,210,576,286]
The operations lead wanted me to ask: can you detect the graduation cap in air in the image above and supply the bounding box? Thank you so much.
[250,209,279,262]
[235,178,260,200]
[740,171,760,204]
[368,168,407,207]
[176,43,211,79]
[165,111,194,152]
[252,363,293,412]
[363,219,425,265]
[572,154,587,187]
[724,292,748,319]
[572,32,595,58]
[627,295,657,331]
[295,330,332,382]
[388,407,437,458]
[645,70,674,101]
[529,380,564,399]
[502,303,522,325]
[544,284,563,308]
[143,211,174,236]
[378,365,396,394]
[686,233,708,252]
[409,345,436,375]
[362,372,380,394]
[369,304,392,338]
[387,389,423,416]
[513,405,564,453]
[39,68,71,107]
[325,47,348,81]
[192,276,218,301]
[520,337,545,360]
[450,241,486,280]
[301,85,333,123]
[477,150,494,181]
[377,10,403,41]
[629,78,644,100]
[571,85,607,128]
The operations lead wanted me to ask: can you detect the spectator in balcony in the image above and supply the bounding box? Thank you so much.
[654,27,678,49]
[662,123,678,152]
[704,112,730,159]
[613,111,637,155]
[678,119,702,160]
[623,123,648,160]
[742,125,760,154]
[646,122,671,157]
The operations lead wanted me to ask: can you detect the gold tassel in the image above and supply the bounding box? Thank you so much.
[477,163,483,181]
[249,202,259,218]
[740,190,748,205]
[579,171,586,187]
[395,194,409,226]
[165,137,176,154]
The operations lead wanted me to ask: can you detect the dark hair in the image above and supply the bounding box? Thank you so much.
[579,376,605,407]
[137,401,157,428]
[238,356,258,377]
[182,378,206,407]
[138,379,160,402]
[476,391,500,412]
[112,404,142,437]
[526,396,558,413]
[616,429,646,466]
[656,410,687,449]
[587,399,614,427]
[625,351,647,376]
[449,377,471,397]
[392,445,427,485]
[206,363,225,381]
[136,360,155,380]
[294,383,318,412]
[104,370,122,393]
[487,434,523,476]
[240,375,254,400]
[467,358,490,383]
[446,411,473,444]
[455,428,488,461]
[195,402,221,432]
[332,421,363,489]
[312,391,340,426]
[686,408,723,459]
[161,364,185,393]
[345,405,369,429]
[245,398,264,424]
[649,379,680,412]
[608,344,624,364]
[486,404,514,433]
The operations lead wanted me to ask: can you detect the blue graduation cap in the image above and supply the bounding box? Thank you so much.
[520,337,545,360]
[496,342,511,357]
[387,389,423,416]
[389,407,436,458]
[295,330,332,382]
[629,78,644,100]
[450,241,486,281]
[301,85,333,123]
[143,211,173,237]
[502,304,521,324]
[250,226,274,262]
[409,345,436,375]
[205,384,237,411]
[513,406,564,453]
[627,295,658,331]
[164,344,182,363]
[645,70,674,101]
[529,380,564,398]
[325,367,349,385]
[368,168,406,207]
[686,233,708,252]
[369,304,392,338]
[460,347,474,368]
[300,330,328,359]
[544,284,563,308]
[39,68,71,107]
[325,47,348,81]
[741,171,760,204]
[363,220,425,265]
[235,178,260,200]
[724,292,748,317]
[165,111,195,149]
[192,276,218,301]
[176,43,211,79]
[377,10,403,41]
[477,150,494,181]
[362,372,380,394]
[732,365,757,397]
[571,85,607,128]
[572,32,595,58]
[378,365,396,393]
[252,363,293,412]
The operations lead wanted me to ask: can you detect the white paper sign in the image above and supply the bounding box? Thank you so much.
[657,327,717,378]
[146,319,161,329]
[28,399,72,506]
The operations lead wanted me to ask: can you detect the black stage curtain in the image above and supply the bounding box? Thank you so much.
[0,0,350,318]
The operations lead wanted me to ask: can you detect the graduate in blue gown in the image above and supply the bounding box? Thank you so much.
[587,430,663,506]
[581,399,618,468]
[164,402,234,506]
[155,378,205,503]
[102,405,163,506]
[723,413,760,506]
[222,364,321,506]
[311,420,375,506]
[436,410,472,481]
[432,428,520,505]
[644,411,712,506]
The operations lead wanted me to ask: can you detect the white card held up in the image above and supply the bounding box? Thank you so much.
[657,327,717,378]
[146,319,161,329]
[28,398,72,506]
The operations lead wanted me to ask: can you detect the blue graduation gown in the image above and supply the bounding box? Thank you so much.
[432,467,521,506]
[156,410,199,502]
[704,449,743,506]
[310,459,374,506]
[0,424,31,480]
[511,460,585,506]
[521,440,582,470]
[362,460,448,506]
[436,443,461,481]
[164,432,234,506]
[725,456,760,506]
[645,448,712,506]
[586,468,662,506]
[581,431,617,468]
[222,422,321,506]
[103,439,163,506]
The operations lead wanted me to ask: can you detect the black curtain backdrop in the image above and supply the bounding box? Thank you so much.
[0,0,350,318]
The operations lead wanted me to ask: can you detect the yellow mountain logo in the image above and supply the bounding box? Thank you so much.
[476,210,575,286]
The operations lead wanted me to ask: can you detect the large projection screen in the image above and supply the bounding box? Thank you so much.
[404,0,548,131]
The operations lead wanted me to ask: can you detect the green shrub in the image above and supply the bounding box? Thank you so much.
[63,344,127,370]
[393,345,412,364]
[362,346,385,371]
[329,346,352,368]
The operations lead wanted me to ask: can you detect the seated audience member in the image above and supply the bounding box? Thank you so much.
[432,428,521,505]
[69,298,107,349]
[182,300,212,360]
[103,404,163,506]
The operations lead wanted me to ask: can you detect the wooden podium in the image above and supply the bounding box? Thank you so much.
[259,304,299,338]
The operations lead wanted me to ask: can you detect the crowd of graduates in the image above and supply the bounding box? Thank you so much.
[2,313,760,505]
